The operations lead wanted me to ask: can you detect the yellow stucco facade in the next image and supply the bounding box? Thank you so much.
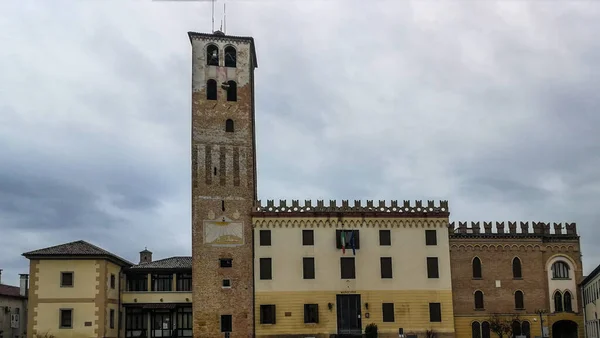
[27,258,124,338]
[253,214,455,337]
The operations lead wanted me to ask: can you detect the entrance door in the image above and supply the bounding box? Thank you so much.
[336,294,362,336]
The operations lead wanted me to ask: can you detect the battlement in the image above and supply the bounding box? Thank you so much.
[449,221,577,236]
[252,199,449,217]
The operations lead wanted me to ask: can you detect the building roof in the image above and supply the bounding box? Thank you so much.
[187,31,258,68]
[127,256,192,271]
[22,240,134,267]
[0,284,25,299]
[581,263,600,286]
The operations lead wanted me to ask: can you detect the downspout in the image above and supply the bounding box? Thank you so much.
[118,267,123,338]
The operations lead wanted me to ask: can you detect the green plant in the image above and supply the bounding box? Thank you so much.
[33,332,56,338]
[365,323,378,338]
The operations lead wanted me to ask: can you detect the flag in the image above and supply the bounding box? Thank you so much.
[349,230,356,255]
[340,231,346,254]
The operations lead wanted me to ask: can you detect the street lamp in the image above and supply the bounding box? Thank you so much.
[534,309,547,337]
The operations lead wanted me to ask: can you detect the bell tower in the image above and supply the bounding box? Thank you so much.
[188,31,258,338]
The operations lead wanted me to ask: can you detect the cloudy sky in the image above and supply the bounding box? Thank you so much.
[1,0,599,286]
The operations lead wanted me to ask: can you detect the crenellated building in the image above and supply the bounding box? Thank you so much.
[449,221,583,338]
[252,199,455,337]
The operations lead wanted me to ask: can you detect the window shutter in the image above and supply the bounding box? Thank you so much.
[353,230,360,249]
[336,230,342,248]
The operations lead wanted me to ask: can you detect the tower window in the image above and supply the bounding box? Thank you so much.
[225,119,234,132]
[207,44,219,66]
[472,257,482,279]
[552,261,570,279]
[207,79,217,100]
[512,257,522,279]
[514,290,524,309]
[224,46,236,67]
[226,81,237,101]
[474,290,484,309]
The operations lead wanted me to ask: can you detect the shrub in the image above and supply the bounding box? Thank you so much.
[365,323,378,338]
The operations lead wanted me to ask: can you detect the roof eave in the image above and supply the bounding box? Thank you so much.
[22,254,133,267]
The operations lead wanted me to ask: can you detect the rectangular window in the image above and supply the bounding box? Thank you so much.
[259,230,271,246]
[379,230,391,246]
[126,274,148,291]
[304,304,319,323]
[220,315,232,332]
[60,272,73,287]
[303,257,315,279]
[380,257,393,279]
[176,273,192,291]
[382,303,394,322]
[59,309,72,328]
[302,230,314,246]
[335,230,360,249]
[151,274,173,291]
[220,258,233,268]
[175,308,192,337]
[429,303,442,322]
[260,305,276,324]
[260,258,272,280]
[125,308,147,338]
[425,230,437,245]
[110,309,115,329]
[340,257,356,279]
[427,257,439,278]
[222,279,231,288]
[110,274,116,289]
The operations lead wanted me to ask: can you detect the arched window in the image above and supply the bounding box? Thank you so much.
[224,46,236,67]
[564,290,573,312]
[474,290,484,309]
[473,257,482,279]
[512,257,522,278]
[481,321,491,338]
[512,321,522,336]
[206,80,217,100]
[515,290,524,309]
[522,321,531,338]
[206,44,219,66]
[471,321,481,338]
[554,291,563,312]
[226,81,237,101]
[225,119,234,133]
[552,261,570,279]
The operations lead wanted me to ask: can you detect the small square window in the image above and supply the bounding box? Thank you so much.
[220,258,233,268]
[260,305,276,324]
[425,230,437,246]
[302,230,314,246]
[379,230,391,246]
[222,279,231,288]
[61,272,73,287]
[304,304,319,323]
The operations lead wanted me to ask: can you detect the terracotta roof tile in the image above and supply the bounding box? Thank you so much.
[128,256,191,270]
[0,284,24,298]
[22,240,133,266]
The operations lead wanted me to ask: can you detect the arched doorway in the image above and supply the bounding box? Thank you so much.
[552,320,578,338]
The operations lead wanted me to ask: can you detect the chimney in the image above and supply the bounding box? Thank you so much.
[0,269,3,284]
[19,274,29,297]
[139,248,152,264]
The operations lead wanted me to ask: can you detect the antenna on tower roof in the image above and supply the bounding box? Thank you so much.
[211,0,215,33]
[224,2,227,34]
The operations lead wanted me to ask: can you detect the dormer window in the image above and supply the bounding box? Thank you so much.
[206,44,219,66]
[224,46,236,67]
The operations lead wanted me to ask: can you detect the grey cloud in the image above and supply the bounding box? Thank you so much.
[2,1,600,287]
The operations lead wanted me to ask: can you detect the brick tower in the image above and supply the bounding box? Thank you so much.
[188,31,258,338]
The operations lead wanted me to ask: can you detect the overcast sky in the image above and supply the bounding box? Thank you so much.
[1,0,599,287]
